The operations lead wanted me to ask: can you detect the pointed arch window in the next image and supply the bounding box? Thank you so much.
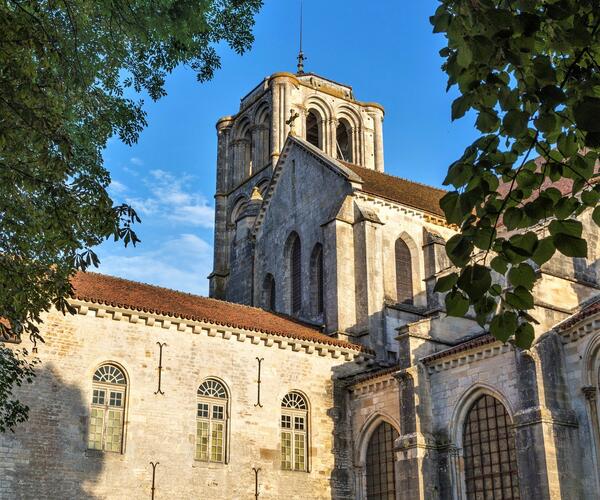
[281,392,309,471]
[88,363,127,453]
[196,379,229,463]
[289,233,302,314]
[336,119,353,163]
[310,243,324,316]
[463,395,520,499]
[395,238,414,305]
[365,422,398,499]
[263,273,276,311]
[306,111,321,149]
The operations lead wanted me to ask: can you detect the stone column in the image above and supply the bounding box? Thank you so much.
[270,80,281,163]
[369,107,385,172]
[583,386,600,491]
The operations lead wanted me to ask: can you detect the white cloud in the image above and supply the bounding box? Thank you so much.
[130,157,144,166]
[109,180,128,195]
[125,169,214,228]
[97,234,213,296]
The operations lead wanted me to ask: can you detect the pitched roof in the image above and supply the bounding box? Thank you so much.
[70,272,365,351]
[341,162,447,217]
[557,296,600,331]
[420,333,497,364]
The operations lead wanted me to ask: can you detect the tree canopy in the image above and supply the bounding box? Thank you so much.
[0,0,262,431]
[431,0,600,348]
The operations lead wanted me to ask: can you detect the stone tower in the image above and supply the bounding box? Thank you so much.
[209,71,385,302]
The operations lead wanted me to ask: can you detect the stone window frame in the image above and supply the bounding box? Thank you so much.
[335,118,353,163]
[285,231,302,316]
[87,362,129,454]
[310,243,324,318]
[280,391,310,472]
[364,421,398,499]
[195,377,231,464]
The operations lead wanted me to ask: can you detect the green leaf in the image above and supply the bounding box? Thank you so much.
[445,290,470,317]
[508,263,537,289]
[574,97,600,133]
[457,265,492,300]
[446,234,474,267]
[503,110,529,137]
[490,311,518,342]
[532,237,556,265]
[548,219,582,238]
[434,273,458,293]
[491,256,508,274]
[503,207,524,231]
[476,110,500,133]
[514,322,535,349]
[593,206,600,226]
[439,191,464,224]
[506,286,534,310]
[582,189,600,206]
[452,95,472,120]
[473,226,496,250]
[553,233,588,257]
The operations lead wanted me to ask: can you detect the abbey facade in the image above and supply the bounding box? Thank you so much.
[2,71,600,500]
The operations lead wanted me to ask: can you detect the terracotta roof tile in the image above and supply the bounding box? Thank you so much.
[341,162,447,217]
[70,272,365,352]
[557,297,600,331]
[420,334,497,364]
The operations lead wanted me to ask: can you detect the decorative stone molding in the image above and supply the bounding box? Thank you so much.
[424,342,512,374]
[70,300,368,362]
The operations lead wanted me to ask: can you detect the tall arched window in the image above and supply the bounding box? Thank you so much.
[196,379,229,463]
[88,363,127,453]
[243,128,253,177]
[306,111,321,149]
[365,422,398,499]
[310,243,324,316]
[263,273,276,311]
[281,392,309,471]
[463,395,520,499]
[336,119,353,163]
[288,233,302,314]
[395,238,414,305]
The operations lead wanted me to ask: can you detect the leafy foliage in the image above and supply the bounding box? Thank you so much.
[0,346,38,432]
[0,0,261,431]
[431,0,600,346]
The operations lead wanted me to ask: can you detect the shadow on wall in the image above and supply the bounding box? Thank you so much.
[0,363,103,499]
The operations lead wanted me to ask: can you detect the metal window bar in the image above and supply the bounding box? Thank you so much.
[366,422,398,500]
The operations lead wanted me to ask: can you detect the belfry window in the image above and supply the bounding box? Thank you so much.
[365,422,398,499]
[395,238,413,305]
[196,379,229,463]
[88,364,127,453]
[289,233,302,314]
[281,392,308,471]
[463,395,520,499]
[336,119,353,163]
[306,111,321,149]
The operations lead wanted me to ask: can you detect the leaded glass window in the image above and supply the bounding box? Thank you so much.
[395,239,413,305]
[281,392,308,471]
[463,395,520,499]
[365,422,398,500]
[88,363,126,453]
[196,379,228,463]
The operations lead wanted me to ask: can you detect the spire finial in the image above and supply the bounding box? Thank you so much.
[296,0,306,74]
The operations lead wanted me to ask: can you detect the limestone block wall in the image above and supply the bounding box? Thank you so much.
[0,304,364,500]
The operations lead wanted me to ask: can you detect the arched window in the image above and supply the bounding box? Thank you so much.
[463,395,520,499]
[88,363,127,453]
[336,119,353,163]
[306,110,321,149]
[288,233,302,314]
[196,379,229,463]
[310,243,324,316]
[395,238,414,305]
[243,128,253,177]
[255,105,271,168]
[263,273,276,311]
[281,392,308,471]
[366,422,398,499]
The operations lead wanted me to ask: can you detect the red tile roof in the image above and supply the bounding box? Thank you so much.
[558,297,600,331]
[70,272,365,351]
[420,334,497,364]
[341,162,447,217]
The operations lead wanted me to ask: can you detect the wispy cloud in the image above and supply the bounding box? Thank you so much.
[98,234,213,295]
[125,169,214,228]
[130,157,144,166]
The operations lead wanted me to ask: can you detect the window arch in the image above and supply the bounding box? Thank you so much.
[263,273,276,311]
[336,119,353,163]
[196,378,229,463]
[395,238,414,305]
[281,392,308,471]
[365,421,398,499]
[310,243,324,316]
[287,232,302,315]
[88,363,127,453]
[463,395,520,499]
[306,110,322,149]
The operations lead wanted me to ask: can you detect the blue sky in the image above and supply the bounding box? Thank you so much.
[97,0,479,295]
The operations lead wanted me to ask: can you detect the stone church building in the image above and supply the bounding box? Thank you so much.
[2,70,600,499]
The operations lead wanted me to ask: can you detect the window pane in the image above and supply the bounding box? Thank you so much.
[281,431,292,470]
[104,409,123,452]
[109,391,123,407]
[212,405,224,420]
[294,433,306,471]
[92,389,105,405]
[366,422,398,499]
[197,402,209,418]
[294,416,305,430]
[281,414,292,429]
[211,422,225,462]
[196,421,209,461]
[88,408,104,450]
